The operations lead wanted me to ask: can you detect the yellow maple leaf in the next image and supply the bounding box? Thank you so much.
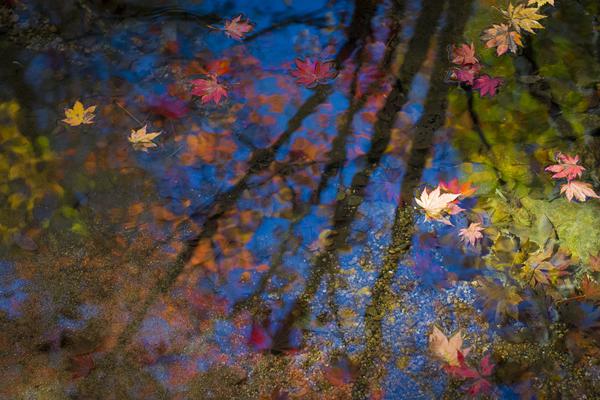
[128,125,162,152]
[502,3,546,34]
[63,100,96,126]
[527,0,554,6]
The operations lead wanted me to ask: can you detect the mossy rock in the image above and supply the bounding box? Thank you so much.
[520,197,600,262]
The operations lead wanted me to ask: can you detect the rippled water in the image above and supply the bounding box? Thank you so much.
[1,0,600,398]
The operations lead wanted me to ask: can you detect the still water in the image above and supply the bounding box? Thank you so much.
[1,0,600,398]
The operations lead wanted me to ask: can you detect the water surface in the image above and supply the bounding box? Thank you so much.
[1,0,600,398]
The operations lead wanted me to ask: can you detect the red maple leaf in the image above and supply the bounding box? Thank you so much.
[439,178,477,197]
[445,351,495,396]
[290,58,338,88]
[451,43,479,65]
[473,75,503,97]
[223,15,254,40]
[445,351,480,380]
[545,152,585,181]
[191,75,228,105]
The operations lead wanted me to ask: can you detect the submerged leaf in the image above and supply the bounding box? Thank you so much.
[459,223,484,246]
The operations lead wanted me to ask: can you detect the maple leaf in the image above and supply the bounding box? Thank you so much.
[223,15,254,40]
[589,253,600,272]
[290,58,338,88]
[444,351,480,379]
[581,276,600,301]
[528,0,554,6]
[459,223,484,246]
[128,125,162,152]
[415,185,461,225]
[501,3,546,34]
[63,100,96,126]
[481,23,523,56]
[545,152,585,181]
[560,181,600,202]
[439,178,477,197]
[473,75,503,97]
[191,75,228,105]
[444,352,494,396]
[466,378,493,396]
[429,326,471,366]
[449,64,482,86]
[477,278,522,321]
[450,43,478,65]
[523,246,571,286]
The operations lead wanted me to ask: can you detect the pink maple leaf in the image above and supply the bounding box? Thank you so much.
[223,15,254,40]
[459,223,484,246]
[290,58,338,88]
[473,75,502,97]
[545,152,585,181]
[191,75,228,105]
[451,43,479,65]
[450,64,482,85]
[560,180,600,202]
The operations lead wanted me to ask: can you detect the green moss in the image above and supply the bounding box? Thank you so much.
[520,197,600,262]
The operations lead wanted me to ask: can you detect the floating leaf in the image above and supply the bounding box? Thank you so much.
[63,100,96,126]
[439,178,477,197]
[528,0,554,6]
[501,3,546,34]
[473,75,503,97]
[429,326,471,366]
[545,153,585,181]
[449,64,481,85]
[191,75,228,105]
[290,58,337,88]
[481,23,523,56]
[223,15,254,40]
[450,43,478,66]
[560,181,600,202]
[415,185,461,225]
[128,125,162,152]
